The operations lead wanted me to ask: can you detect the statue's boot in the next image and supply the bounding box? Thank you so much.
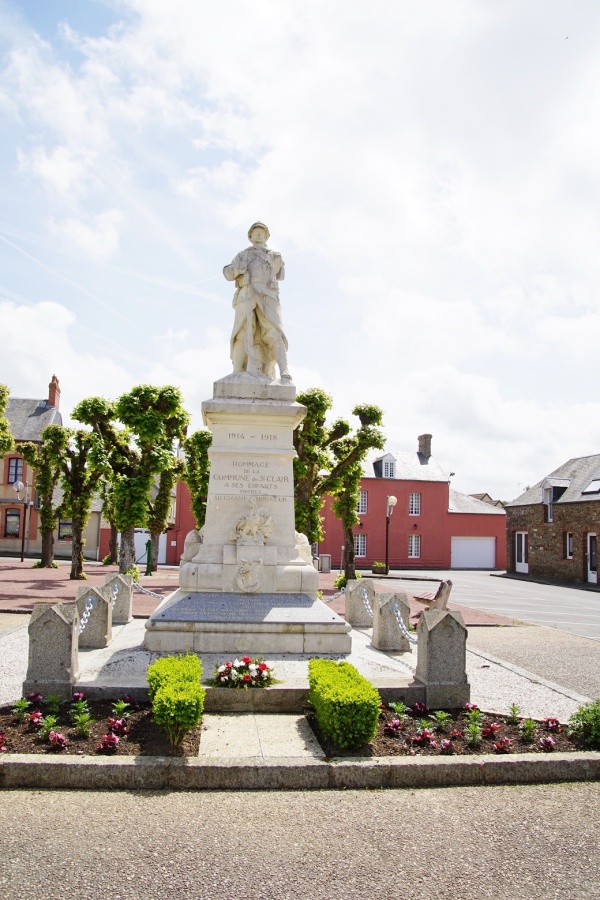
[274,339,291,382]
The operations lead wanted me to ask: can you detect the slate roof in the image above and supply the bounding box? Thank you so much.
[449,489,505,516]
[362,449,448,482]
[6,398,62,442]
[506,454,600,507]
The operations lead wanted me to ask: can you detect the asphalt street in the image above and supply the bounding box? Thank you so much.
[0,785,598,899]
[390,569,600,640]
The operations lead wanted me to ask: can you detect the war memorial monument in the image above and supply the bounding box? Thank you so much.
[144,223,352,654]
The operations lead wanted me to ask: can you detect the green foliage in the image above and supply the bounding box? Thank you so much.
[38,714,58,739]
[389,701,410,720]
[568,698,600,748]
[146,654,203,701]
[151,682,205,748]
[333,573,347,589]
[72,711,93,738]
[44,695,62,716]
[123,564,140,582]
[0,384,14,457]
[293,389,385,579]
[101,554,113,565]
[465,722,482,746]
[33,561,58,569]
[519,718,537,743]
[429,710,453,732]
[181,430,212,529]
[21,427,65,566]
[74,385,189,573]
[372,561,387,569]
[13,698,30,722]
[465,707,483,726]
[308,659,380,751]
[111,699,131,718]
[507,703,521,725]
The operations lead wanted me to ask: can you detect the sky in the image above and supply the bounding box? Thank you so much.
[1,0,599,503]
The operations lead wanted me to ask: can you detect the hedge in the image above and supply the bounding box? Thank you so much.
[308,659,380,751]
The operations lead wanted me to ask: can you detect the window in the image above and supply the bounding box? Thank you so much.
[7,457,23,485]
[408,534,421,558]
[565,532,573,560]
[58,520,73,541]
[4,509,20,537]
[409,492,421,516]
[582,480,600,495]
[357,491,368,515]
[354,533,366,557]
[543,487,553,522]
[383,460,395,478]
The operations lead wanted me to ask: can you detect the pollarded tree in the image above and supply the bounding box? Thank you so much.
[147,458,184,571]
[20,428,64,568]
[329,404,385,581]
[181,429,213,530]
[293,390,385,554]
[0,384,14,457]
[73,386,190,574]
[58,428,108,580]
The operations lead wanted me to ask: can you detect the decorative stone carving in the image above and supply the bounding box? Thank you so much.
[236,558,262,592]
[224,222,291,382]
[182,528,203,562]
[230,499,274,545]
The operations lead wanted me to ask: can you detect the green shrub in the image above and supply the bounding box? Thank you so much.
[147,654,202,700]
[569,698,600,749]
[308,659,380,751]
[152,682,205,748]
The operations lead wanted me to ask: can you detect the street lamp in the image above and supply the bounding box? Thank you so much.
[385,495,397,574]
[12,480,31,563]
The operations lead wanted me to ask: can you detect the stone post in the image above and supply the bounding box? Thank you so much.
[345,579,375,628]
[23,603,79,700]
[76,586,112,649]
[103,573,134,624]
[372,592,411,651]
[415,609,470,709]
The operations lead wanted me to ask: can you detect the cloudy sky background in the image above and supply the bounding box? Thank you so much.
[1,0,599,501]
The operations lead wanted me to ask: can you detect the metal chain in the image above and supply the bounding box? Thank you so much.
[390,601,418,644]
[133,582,165,599]
[110,582,118,607]
[359,585,374,618]
[321,587,345,604]
[78,596,95,635]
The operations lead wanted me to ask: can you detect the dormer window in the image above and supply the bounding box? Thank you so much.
[383,460,395,478]
[582,479,600,495]
[543,487,553,523]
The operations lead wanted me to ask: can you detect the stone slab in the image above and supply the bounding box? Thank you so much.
[151,591,342,625]
[199,713,325,759]
[2,752,599,792]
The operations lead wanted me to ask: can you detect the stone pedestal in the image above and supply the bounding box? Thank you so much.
[415,609,470,709]
[23,603,79,699]
[145,375,351,654]
[372,592,411,651]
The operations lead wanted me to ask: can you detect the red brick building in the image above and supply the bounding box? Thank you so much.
[318,435,506,570]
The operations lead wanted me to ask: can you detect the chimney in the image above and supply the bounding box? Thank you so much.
[418,433,432,460]
[48,375,60,409]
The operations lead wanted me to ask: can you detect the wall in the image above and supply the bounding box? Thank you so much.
[506,501,600,583]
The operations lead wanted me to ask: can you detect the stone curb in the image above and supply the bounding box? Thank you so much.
[1,751,599,792]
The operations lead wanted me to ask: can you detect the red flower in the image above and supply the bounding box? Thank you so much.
[225,662,232,668]
[258,663,268,672]
[243,674,252,682]
[241,656,252,665]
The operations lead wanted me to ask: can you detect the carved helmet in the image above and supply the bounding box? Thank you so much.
[248,221,270,240]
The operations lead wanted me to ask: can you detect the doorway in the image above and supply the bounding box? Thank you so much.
[515,531,528,574]
[587,532,597,584]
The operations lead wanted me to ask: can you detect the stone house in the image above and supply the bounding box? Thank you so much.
[505,454,600,585]
[0,376,102,561]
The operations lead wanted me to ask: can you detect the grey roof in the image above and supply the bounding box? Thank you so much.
[362,449,448,482]
[506,454,600,507]
[449,489,505,515]
[6,398,62,442]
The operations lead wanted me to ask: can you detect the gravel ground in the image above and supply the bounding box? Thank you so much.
[467,625,600,700]
[0,785,598,899]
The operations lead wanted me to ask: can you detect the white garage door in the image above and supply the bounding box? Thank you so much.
[451,537,496,568]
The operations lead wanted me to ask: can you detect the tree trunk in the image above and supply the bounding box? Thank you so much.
[119,527,136,574]
[107,523,118,565]
[150,530,161,572]
[70,523,85,580]
[40,529,55,568]
[343,521,356,581]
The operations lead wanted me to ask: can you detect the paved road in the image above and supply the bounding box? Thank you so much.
[0,785,598,899]
[390,569,600,640]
